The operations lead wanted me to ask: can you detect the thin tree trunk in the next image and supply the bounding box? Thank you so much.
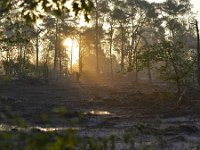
[147,60,152,85]
[134,37,141,83]
[167,46,181,97]
[44,51,49,80]
[95,0,99,75]
[195,20,200,86]
[70,37,74,73]
[120,24,124,74]
[58,26,62,76]
[135,49,138,83]
[79,32,82,74]
[54,19,58,79]
[128,47,132,71]
[109,22,113,80]
[129,8,136,71]
[23,44,26,74]
[19,44,23,74]
[139,35,152,85]
[36,30,39,75]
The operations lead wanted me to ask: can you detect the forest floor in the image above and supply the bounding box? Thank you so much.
[0,77,200,149]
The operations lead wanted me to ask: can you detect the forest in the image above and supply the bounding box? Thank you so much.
[0,0,200,149]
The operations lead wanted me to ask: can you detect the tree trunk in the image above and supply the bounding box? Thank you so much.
[109,22,113,80]
[95,0,99,75]
[195,20,200,86]
[134,37,142,83]
[167,45,181,97]
[19,44,23,74]
[58,26,62,76]
[120,24,124,74]
[128,47,132,71]
[129,9,136,72]
[54,19,58,79]
[36,30,39,75]
[140,35,152,85]
[135,49,138,83]
[147,60,152,85]
[79,32,82,74]
[23,44,27,74]
[70,37,74,73]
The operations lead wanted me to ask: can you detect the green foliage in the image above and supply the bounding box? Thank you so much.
[0,130,121,150]
[2,58,35,78]
[53,106,68,116]
[163,0,191,16]
[0,0,94,22]
[2,60,14,76]
[109,135,116,150]
[139,41,195,94]
[156,41,194,86]
[2,75,12,84]
[0,106,162,150]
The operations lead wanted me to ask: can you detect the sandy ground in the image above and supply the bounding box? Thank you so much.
[1,78,200,149]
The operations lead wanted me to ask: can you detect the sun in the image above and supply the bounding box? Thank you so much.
[63,38,79,67]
